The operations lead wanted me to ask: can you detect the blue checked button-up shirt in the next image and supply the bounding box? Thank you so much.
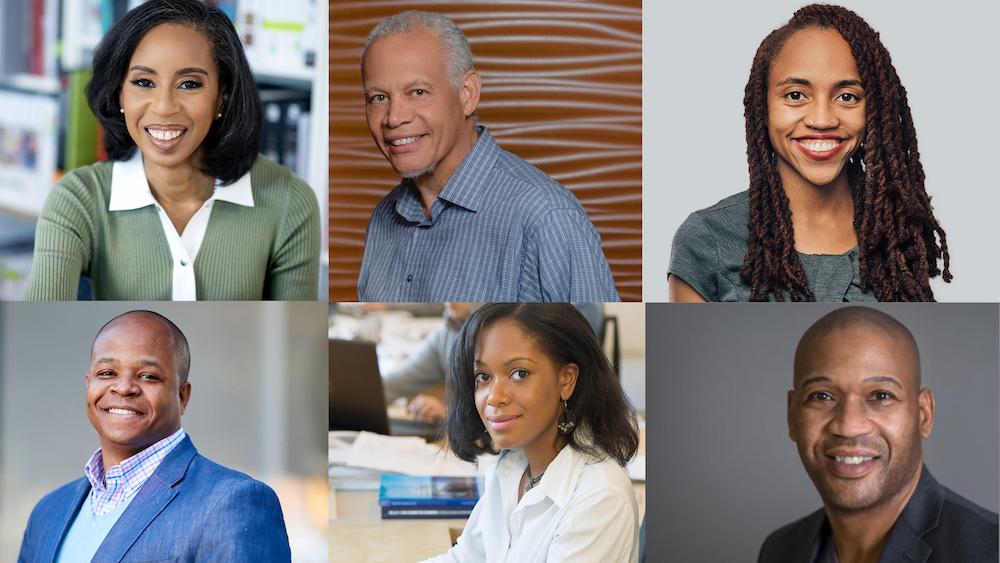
[357,128,619,302]
[83,427,186,516]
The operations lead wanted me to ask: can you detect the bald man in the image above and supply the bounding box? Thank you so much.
[18,311,291,563]
[759,307,998,563]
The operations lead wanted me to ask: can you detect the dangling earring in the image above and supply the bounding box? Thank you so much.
[557,399,576,435]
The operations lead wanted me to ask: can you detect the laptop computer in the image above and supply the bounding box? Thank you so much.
[329,338,441,440]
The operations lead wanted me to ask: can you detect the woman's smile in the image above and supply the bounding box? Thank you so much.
[145,125,188,151]
[793,135,847,161]
[119,23,220,173]
[767,28,866,190]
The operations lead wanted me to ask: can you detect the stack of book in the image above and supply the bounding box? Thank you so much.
[378,475,484,520]
[0,0,58,82]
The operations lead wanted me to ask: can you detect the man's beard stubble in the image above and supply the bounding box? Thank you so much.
[801,438,922,515]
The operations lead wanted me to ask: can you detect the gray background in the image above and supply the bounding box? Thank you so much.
[643,0,1000,301]
[646,303,999,562]
[0,302,329,562]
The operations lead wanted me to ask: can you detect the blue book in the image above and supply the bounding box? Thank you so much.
[381,506,475,520]
[379,475,484,509]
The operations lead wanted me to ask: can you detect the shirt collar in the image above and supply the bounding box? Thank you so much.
[437,126,499,213]
[84,427,187,515]
[109,151,254,211]
[496,444,585,509]
[393,126,499,221]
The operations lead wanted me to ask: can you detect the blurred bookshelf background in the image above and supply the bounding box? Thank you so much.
[0,0,329,299]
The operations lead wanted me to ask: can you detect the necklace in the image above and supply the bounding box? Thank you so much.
[526,466,544,491]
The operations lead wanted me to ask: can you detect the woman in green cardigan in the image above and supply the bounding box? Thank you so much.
[26,0,319,300]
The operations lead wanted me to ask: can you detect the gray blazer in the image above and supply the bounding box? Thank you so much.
[758,466,998,562]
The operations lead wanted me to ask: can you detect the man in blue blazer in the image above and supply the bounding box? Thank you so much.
[760,307,998,562]
[18,310,292,562]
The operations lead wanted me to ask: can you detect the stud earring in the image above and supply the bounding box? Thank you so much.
[557,399,576,435]
[216,112,222,119]
[119,108,124,114]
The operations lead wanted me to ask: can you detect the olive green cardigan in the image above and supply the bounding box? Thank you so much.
[25,156,319,300]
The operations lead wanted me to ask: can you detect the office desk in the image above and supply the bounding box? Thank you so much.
[331,420,646,562]
[330,488,466,563]
[331,483,646,563]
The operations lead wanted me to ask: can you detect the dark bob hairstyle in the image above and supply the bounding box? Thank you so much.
[86,0,262,184]
[446,303,639,467]
[741,4,949,301]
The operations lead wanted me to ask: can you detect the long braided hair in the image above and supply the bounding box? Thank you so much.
[741,4,950,301]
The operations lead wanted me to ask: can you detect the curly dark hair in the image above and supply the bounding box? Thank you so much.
[86,0,262,184]
[741,4,950,301]
[445,303,639,467]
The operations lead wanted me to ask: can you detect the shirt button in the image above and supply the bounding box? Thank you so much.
[406,274,413,283]
[180,260,188,267]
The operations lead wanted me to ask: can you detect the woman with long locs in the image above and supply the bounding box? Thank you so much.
[669,4,950,302]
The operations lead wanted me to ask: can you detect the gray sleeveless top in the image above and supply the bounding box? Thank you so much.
[669,191,875,302]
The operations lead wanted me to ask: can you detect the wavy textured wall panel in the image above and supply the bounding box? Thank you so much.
[330,1,642,301]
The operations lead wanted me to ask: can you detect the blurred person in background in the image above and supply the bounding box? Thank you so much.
[383,302,477,424]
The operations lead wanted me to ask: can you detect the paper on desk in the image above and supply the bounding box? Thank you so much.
[345,431,479,476]
[329,430,361,466]
[330,431,382,490]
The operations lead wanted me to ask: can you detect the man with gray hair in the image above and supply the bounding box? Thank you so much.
[356,10,619,302]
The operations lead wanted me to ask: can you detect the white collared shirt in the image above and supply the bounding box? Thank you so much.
[109,152,253,300]
[425,446,639,563]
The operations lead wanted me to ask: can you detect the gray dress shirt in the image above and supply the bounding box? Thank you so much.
[358,127,619,302]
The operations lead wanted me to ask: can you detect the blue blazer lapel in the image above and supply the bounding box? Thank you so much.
[91,436,198,563]
[38,479,90,563]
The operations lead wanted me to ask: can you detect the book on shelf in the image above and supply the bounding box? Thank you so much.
[236,0,318,82]
[64,70,100,171]
[260,88,311,181]
[1,0,59,87]
[379,475,484,520]
[0,90,59,215]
